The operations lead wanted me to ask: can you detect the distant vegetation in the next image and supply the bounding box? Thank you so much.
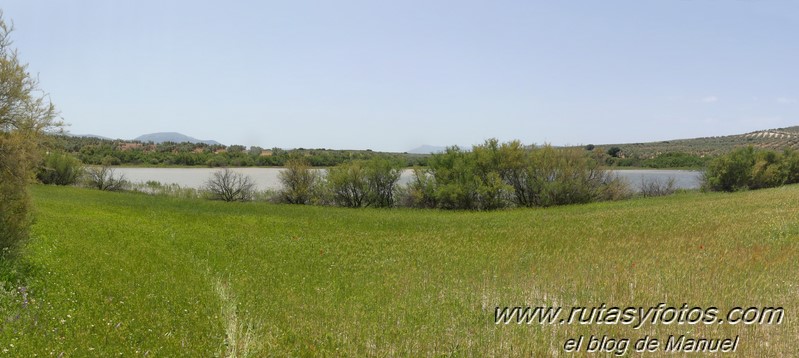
[50,134,429,167]
[52,126,799,171]
[587,126,799,163]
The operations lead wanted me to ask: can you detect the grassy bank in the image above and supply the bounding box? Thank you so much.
[1,185,797,356]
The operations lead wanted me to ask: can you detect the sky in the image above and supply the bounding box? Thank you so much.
[3,1,799,152]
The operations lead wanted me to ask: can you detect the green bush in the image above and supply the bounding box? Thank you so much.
[750,150,785,189]
[702,147,799,192]
[37,152,83,185]
[326,158,403,208]
[782,149,799,184]
[277,158,320,204]
[363,157,402,208]
[0,134,33,254]
[703,147,756,192]
[327,161,369,208]
[410,139,618,210]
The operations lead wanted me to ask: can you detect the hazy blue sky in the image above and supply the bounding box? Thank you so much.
[3,1,798,151]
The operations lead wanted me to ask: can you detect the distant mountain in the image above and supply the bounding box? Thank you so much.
[134,132,221,145]
[64,132,113,140]
[408,145,447,154]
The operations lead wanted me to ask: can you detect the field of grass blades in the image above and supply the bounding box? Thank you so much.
[0,185,797,356]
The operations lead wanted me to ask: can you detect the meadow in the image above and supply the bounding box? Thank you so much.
[1,185,797,356]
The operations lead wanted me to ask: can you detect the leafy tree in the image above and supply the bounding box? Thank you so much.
[327,161,369,207]
[782,149,799,184]
[364,157,402,208]
[404,167,437,208]
[703,146,756,192]
[278,157,319,204]
[750,150,785,189]
[0,13,61,253]
[409,140,619,210]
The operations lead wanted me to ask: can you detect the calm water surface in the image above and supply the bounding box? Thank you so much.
[112,167,702,192]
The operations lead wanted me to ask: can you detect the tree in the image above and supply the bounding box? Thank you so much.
[1,12,61,254]
[205,168,256,202]
[702,146,755,192]
[84,165,127,191]
[364,157,402,208]
[327,161,369,207]
[607,146,622,158]
[278,157,319,204]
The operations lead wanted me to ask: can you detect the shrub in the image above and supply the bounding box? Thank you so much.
[702,147,756,192]
[205,168,256,202]
[702,146,799,192]
[410,140,616,210]
[750,150,785,189]
[526,146,611,207]
[37,152,83,185]
[598,176,633,201]
[327,161,369,207]
[0,134,33,254]
[277,158,320,204]
[403,167,438,209]
[782,149,799,184]
[639,177,676,197]
[364,157,402,208]
[83,165,128,191]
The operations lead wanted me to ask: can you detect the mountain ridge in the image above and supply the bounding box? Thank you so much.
[133,132,221,145]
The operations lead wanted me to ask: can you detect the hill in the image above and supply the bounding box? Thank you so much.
[596,125,799,158]
[407,144,447,154]
[134,132,221,145]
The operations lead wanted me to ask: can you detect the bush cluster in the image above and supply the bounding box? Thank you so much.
[702,147,799,192]
[405,140,629,210]
[37,152,83,185]
[272,139,631,210]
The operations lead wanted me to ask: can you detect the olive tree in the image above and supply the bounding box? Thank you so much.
[1,12,61,254]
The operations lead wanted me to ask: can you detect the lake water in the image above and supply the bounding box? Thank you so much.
[111,167,703,192]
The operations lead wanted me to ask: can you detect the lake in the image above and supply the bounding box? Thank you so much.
[111,167,703,192]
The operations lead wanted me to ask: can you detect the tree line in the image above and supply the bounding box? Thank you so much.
[51,134,429,167]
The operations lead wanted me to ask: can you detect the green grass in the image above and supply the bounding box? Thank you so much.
[1,185,798,356]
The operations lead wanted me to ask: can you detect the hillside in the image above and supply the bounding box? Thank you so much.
[597,126,799,158]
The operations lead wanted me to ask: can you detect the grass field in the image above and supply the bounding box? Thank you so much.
[1,185,797,356]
